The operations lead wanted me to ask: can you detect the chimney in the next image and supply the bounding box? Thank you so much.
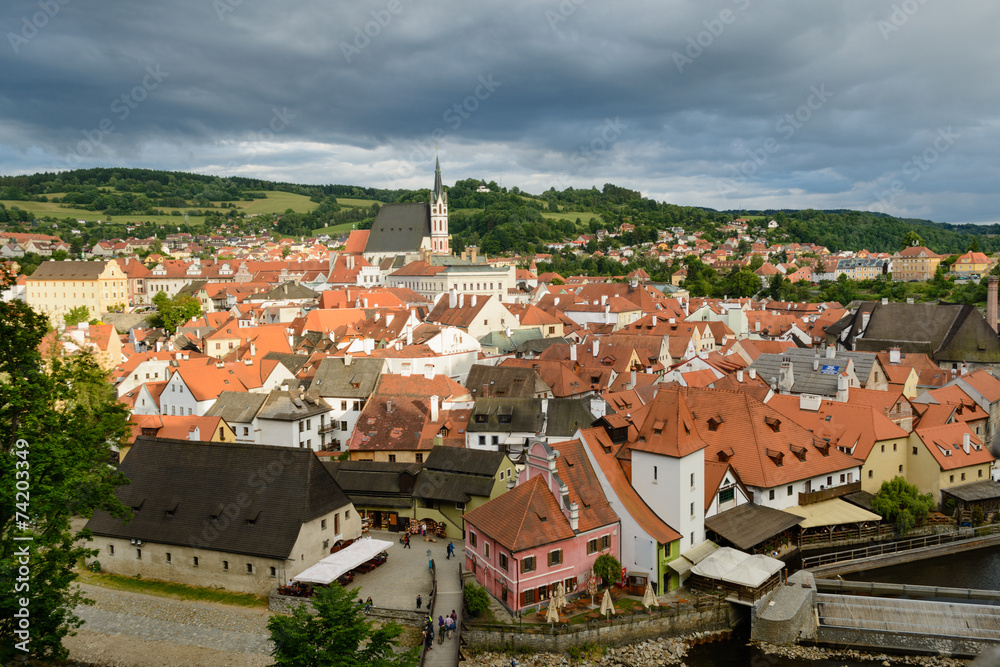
[568,501,579,531]
[652,315,657,326]
[424,365,434,380]
[837,373,849,402]
[736,369,744,382]
[448,287,457,309]
[187,426,200,441]
[825,344,836,359]
[344,352,352,366]
[778,357,794,393]
[430,395,439,422]
[749,368,757,380]
[347,255,354,270]
[881,297,888,305]
[963,432,971,454]
[363,297,369,308]
[385,400,393,413]
[755,319,761,332]
[506,476,516,490]
[471,294,477,308]
[813,356,819,371]
[889,347,900,365]
[470,246,478,263]
[988,276,999,333]
[629,369,637,389]
[249,341,256,357]
[962,361,969,375]
[570,344,577,362]
[459,293,465,308]
[592,340,599,358]
[861,312,870,331]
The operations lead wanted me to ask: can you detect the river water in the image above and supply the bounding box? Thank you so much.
[682,545,1000,666]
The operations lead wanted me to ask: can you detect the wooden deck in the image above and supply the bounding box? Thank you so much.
[816,594,1000,642]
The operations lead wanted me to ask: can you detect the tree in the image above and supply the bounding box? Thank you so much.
[151,291,203,333]
[463,582,490,618]
[968,237,982,253]
[267,583,418,667]
[592,553,622,589]
[1,281,132,662]
[63,305,91,327]
[871,476,935,536]
[901,230,924,249]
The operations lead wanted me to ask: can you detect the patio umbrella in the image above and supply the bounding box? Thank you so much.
[642,581,659,608]
[545,599,560,624]
[599,588,617,617]
[555,582,567,609]
[586,570,598,605]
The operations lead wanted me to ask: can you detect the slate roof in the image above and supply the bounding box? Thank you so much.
[423,446,506,477]
[704,504,802,551]
[466,364,550,399]
[203,391,268,423]
[941,480,1000,502]
[322,460,419,508]
[545,399,597,437]
[309,356,383,399]
[257,389,331,421]
[86,437,352,560]
[365,203,430,254]
[749,348,877,396]
[467,398,543,433]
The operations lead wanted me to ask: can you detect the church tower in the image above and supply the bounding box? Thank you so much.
[430,153,449,255]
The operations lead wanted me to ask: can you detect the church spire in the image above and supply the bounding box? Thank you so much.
[433,152,443,200]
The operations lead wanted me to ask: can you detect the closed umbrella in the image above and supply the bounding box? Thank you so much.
[599,588,617,617]
[642,581,659,608]
[555,582,567,609]
[545,598,560,624]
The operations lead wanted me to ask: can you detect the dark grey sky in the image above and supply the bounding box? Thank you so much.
[2,0,997,222]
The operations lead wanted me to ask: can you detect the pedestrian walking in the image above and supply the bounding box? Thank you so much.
[416,594,422,609]
[446,542,455,559]
[438,615,445,644]
[403,534,411,549]
[445,615,455,639]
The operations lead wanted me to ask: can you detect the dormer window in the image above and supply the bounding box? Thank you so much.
[652,420,665,435]
[764,416,781,433]
[765,448,784,466]
[707,415,724,431]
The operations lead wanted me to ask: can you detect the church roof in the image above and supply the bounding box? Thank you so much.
[365,203,431,255]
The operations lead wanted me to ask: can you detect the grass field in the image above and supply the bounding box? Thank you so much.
[542,210,602,224]
[1,200,208,226]
[236,191,318,214]
[313,222,360,236]
[76,569,268,608]
[335,197,381,208]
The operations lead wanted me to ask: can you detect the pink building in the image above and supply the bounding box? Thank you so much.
[463,439,620,613]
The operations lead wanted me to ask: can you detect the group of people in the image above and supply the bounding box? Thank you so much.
[422,610,458,650]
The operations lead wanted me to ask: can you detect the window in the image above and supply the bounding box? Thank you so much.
[548,549,563,566]
[893,443,897,451]
[270,567,277,577]
[484,543,490,559]
[335,514,340,533]
[522,589,535,605]
[136,549,142,560]
[353,401,361,411]
[601,535,611,550]
[321,519,327,530]
[491,435,499,446]
[345,510,350,520]
[243,426,249,436]
[166,552,172,563]
[247,563,253,574]
[769,489,775,501]
[299,422,304,433]
[690,502,695,517]
[913,447,918,455]
[456,501,465,511]
[881,444,885,453]
[499,553,508,571]
[416,453,423,463]
[869,470,874,479]
[521,556,536,573]
[653,466,658,481]
[950,474,955,483]
[899,465,903,473]
[479,435,486,446]
[469,532,477,548]
[193,556,199,567]
[587,538,598,555]
[341,421,348,431]
[223,560,229,571]
[306,419,311,430]
[388,454,396,462]
[787,485,793,496]
[690,473,695,487]
[341,400,348,410]
[839,474,845,483]
[962,472,966,481]
[719,487,735,504]
[108,545,114,556]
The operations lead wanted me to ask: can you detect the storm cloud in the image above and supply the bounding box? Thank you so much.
[1,0,997,222]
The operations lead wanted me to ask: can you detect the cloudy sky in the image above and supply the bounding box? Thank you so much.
[2,1,998,223]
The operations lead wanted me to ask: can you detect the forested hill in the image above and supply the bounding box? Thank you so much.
[1,169,997,255]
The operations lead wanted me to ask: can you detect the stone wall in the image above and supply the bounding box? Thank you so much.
[751,571,817,646]
[464,603,742,652]
[267,592,427,626]
[814,627,987,659]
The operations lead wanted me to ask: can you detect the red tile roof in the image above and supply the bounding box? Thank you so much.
[462,475,575,551]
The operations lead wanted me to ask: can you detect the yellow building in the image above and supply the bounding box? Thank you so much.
[950,251,992,279]
[891,246,943,282]
[909,424,995,503]
[26,260,128,323]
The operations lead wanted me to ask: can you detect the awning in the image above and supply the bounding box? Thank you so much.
[690,547,783,588]
[293,537,394,585]
[782,498,881,529]
[705,504,803,551]
[681,540,719,565]
[666,557,693,575]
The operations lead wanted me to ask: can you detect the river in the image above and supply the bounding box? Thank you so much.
[683,545,1000,665]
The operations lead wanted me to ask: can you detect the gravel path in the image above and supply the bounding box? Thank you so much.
[65,583,274,666]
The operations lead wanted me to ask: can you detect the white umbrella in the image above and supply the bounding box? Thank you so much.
[599,588,617,617]
[642,581,659,608]
[545,598,560,624]
[555,581,567,609]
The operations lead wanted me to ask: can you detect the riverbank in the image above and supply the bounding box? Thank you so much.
[463,633,977,667]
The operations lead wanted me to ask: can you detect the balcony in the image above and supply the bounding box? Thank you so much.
[799,480,861,506]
